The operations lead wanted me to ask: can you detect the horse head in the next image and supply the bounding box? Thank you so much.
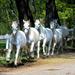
[35,19,40,29]
[23,20,30,34]
[35,19,42,33]
[50,21,55,29]
[11,21,19,35]
[50,19,58,29]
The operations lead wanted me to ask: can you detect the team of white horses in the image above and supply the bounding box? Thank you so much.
[6,19,73,66]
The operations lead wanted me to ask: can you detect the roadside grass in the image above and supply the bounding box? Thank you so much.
[0,40,7,66]
[0,40,6,49]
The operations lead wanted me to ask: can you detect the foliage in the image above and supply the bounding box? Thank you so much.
[56,0,75,28]
[0,0,18,34]
[29,0,46,19]
[0,0,75,34]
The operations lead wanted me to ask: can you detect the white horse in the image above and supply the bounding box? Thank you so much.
[50,20,63,55]
[35,19,53,56]
[23,20,40,58]
[52,19,69,39]
[51,19,74,46]
[6,21,27,66]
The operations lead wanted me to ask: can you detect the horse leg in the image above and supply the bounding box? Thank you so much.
[43,39,47,56]
[14,45,20,66]
[30,42,34,58]
[51,42,56,55]
[6,39,9,50]
[47,40,52,56]
[60,39,63,53]
[37,41,40,58]
[6,43,12,62]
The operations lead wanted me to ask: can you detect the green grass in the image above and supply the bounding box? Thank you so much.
[0,56,7,66]
[0,40,6,48]
[0,40,7,65]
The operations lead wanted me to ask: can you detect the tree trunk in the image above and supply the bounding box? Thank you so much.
[15,0,34,30]
[45,0,61,28]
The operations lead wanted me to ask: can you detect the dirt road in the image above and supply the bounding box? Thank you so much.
[1,53,75,75]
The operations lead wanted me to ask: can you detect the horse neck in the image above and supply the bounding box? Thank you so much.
[25,28,30,40]
[40,24,45,32]
[53,21,60,28]
[12,30,21,39]
[51,22,59,31]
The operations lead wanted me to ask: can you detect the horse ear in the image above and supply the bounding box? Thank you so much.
[11,21,15,28]
[36,19,40,25]
[28,20,30,23]
[23,20,26,23]
[27,20,30,26]
[17,20,19,25]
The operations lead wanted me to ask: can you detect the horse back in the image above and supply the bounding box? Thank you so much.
[29,28,40,43]
[54,29,62,42]
[12,30,27,46]
[45,28,53,40]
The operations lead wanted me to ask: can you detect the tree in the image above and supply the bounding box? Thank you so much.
[56,0,75,28]
[45,0,61,28]
[60,0,75,4]
[15,0,34,30]
[0,0,75,34]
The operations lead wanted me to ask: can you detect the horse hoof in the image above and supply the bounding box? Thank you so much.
[37,56,39,59]
[6,58,10,62]
[29,55,34,59]
[14,62,18,67]
[47,53,50,56]
[46,54,50,57]
[43,53,46,56]
[6,60,10,63]
[29,57,34,59]
[51,53,54,56]
[14,65,17,67]
[14,63,18,67]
